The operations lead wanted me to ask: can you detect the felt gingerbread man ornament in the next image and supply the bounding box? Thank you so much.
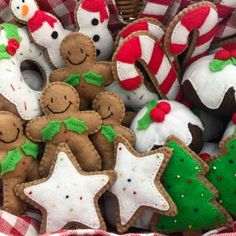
[50,32,113,110]
[91,91,135,170]
[0,111,39,215]
[26,82,102,177]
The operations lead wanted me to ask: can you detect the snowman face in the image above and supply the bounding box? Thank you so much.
[11,0,39,22]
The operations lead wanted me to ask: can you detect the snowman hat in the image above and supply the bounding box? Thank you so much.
[28,10,57,33]
[81,0,109,23]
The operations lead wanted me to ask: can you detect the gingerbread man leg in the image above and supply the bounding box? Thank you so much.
[27,161,40,181]
[2,177,26,215]
[39,143,57,177]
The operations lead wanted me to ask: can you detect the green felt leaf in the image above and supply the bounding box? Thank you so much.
[1,23,22,42]
[0,148,22,175]
[64,73,80,87]
[0,44,10,60]
[64,117,88,134]
[21,141,39,159]
[82,70,104,87]
[101,125,117,142]
[42,120,62,141]
[137,98,158,131]
[209,59,231,72]
[231,57,236,66]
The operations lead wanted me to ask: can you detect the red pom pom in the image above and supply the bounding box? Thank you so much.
[214,49,231,60]
[120,77,141,90]
[157,102,171,114]
[231,49,236,59]
[199,153,211,161]
[232,112,236,125]
[6,45,16,56]
[150,108,165,123]
[8,39,20,49]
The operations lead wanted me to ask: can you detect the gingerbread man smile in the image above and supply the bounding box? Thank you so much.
[46,101,73,114]
[66,49,88,66]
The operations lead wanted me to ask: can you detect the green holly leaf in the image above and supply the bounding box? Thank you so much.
[0,148,22,175]
[101,125,117,142]
[0,44,11,60]
[82,70,104,87]
[42,120,62,141]
[231,57,236,66]
[147,98,158,110]
[64,73,80,87]
[209,59,231,72]
[1,23,22,42]
[64,117,88,134]
[21,141,39,159]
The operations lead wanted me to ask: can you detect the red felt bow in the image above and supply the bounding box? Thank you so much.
[214,49,236,60]
[81,0,109,23]
[6,39,20,56]
[150,102,171,123]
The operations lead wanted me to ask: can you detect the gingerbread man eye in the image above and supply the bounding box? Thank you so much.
[0,132,2,136]
[80,48,84,54]
[51,98,54,103]
[64,96,67,100]
[108,106,111,111]
[68,51,71,56]
[13,123,16,127]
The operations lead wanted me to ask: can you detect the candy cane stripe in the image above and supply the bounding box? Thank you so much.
[149,43,164,75]
[196,24,218,46]
[166,78,181,100]
[121,22,148,39]
[159,68,176,95]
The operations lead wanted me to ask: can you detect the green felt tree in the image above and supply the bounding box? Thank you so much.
[207,135,236,216]
[153,137,231,233]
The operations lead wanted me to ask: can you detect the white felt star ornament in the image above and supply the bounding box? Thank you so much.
[109,136,177,233]
[15,144,116,233]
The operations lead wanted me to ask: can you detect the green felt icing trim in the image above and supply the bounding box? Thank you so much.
[156,140,227,233]
[137,99,158,130]
[42,120,62,141]
[0,148,22,175]
[64,117,88,134]
[0,44,10,60]
[82,70,104,87]
[64,73,80,87]
[207,137,236,215]
[101,125,117,142]
[1,23,22,42]
[209,59,231,72]
[21,141,39,159]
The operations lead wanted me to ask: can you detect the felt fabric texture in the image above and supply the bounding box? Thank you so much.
[22,70,45,91]
[0,24,51,120]
[26,82,102,177]
[199,142,220,161]
[15,143,116,233]
[50,32,113,110]
[0,111,39,215]
[207,135,236,216]
[112,31,182,102]
[108,136,177,233]
[164,1,218,66]
[91,91,135,170]
[131,99,204,153]
[154,137,232,233]
[182,52,236,116]
[222,113,236,139]
[76,0,114,61]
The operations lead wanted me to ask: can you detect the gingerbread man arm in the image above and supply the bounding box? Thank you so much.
[115,126,136,146]
[0,151,7,163]
[26,116,49,142]
[73,111,102,134]
[50,68,72,83]
[95,62,114,86]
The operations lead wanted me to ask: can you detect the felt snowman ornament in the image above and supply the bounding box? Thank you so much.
[182,49,236,117]
[222,112,236,139]
[131,99,204,153]
[0,23,51,120]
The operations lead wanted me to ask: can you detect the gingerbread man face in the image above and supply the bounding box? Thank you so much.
[41,83,79,115]
[60,33,95,67]
[0,111,23,150]
[92,92,124,124]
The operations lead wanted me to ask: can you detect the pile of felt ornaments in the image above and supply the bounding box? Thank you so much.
[0,0,236,235]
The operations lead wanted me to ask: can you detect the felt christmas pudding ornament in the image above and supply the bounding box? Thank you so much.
[130,99,204,153]
[182,49,236,117]
[0,111,39,215]
[15,143,116,233]
[91,91,135,170]
[222,112,236,139]
[0,23,51,121]
[50,32,113,110]
[206,134,236,217]
[26,82,103,177]
[152,136,232,233]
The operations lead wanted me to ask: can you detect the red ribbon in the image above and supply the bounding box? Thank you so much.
[214,49,236,60]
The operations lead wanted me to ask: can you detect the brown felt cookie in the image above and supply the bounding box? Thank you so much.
[0,111,39,215]
[15,143,116,233]
[50,32,113,110]
[26,82,102,177]
[91,91,135,170]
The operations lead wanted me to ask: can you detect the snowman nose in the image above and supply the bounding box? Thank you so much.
[21,4,29,17]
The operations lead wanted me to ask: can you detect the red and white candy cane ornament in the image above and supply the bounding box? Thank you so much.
[215,0,236,22]
[112,32,182,101]
[164,1,218,66]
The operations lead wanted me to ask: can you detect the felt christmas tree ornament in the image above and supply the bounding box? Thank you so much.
[50,32,113,110]
[0,111,39,215]
[182,49,236,117]
[15,143,116,233]
[0,23,51,120]
[131,99,204,153]
[107,136,177,233]
[206,134,236,216]
[152,136,233,233]
[91,91,135,170]
[26,82,102,177]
